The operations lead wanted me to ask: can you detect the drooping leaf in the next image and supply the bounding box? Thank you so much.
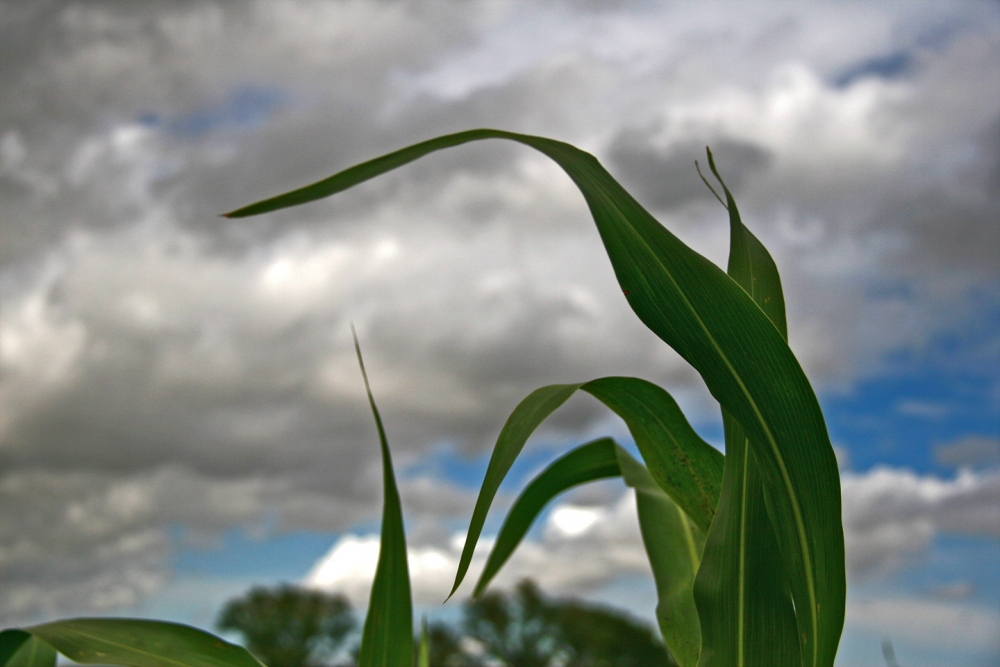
[353,329,413,667]
[226,129,846,666]
[615,445,704,667]
[448,382,583,599]
[582,376,723,531]
[693,148,812,666]
[474,437,621,597]
[24,619,264,667]
[447,376,721,600]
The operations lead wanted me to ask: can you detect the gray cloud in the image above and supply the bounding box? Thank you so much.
[1,1,998,621]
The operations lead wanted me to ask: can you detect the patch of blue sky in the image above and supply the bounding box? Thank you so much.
[822,308,1000,474]
[138,84,288,138]
[173,528,339,581]
[832,50,915,89]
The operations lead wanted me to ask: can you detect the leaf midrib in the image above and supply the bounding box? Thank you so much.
[584,174,819,666]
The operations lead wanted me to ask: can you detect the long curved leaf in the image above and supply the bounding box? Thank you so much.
[353,330,413,667]
[474,437,621,597]
[469,436,705,667]
[225,129,846,666]
[23,619,264,667]
[0,632,54,667]
[615,445,704,667]
[447,376,721,599]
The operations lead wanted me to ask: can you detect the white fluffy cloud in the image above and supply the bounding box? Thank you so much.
[1,1,998,624]
[298,465,1000,615]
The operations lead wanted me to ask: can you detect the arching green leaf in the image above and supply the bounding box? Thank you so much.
[25,619,264,667]
[226,129,846,666]
[474,437,621,597]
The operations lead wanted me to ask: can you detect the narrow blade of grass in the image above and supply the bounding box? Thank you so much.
[226,130,846,666]
[473,437,622,597]
[353,329,413,667]
[616,444,703,667]
[24,619,264,667]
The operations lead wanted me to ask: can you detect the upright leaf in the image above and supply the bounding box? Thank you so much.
[616,445,704,667]
[353,330,413,667]
[226,129,847,666]
[693,149,818,665]
[25,619,264,667]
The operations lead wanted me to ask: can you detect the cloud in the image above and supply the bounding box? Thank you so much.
[846,597,1000,653]
[935,435,1000,469]
[1,0,998,624]
[303,491,648,607]
[842,466,1000,577]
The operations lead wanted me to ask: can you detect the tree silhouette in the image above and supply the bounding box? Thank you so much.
[216,584,355,667]
[453,579,675,667]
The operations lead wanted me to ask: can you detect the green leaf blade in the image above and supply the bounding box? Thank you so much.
[353,331,413,667]
[582,376,723,533]
[24,619,264,667]
[449,382,583,598]
[616,445,703,667]
[694,152,837,666]
[227,129,846,665]
[0,632,54,667]
[473,437,621,597]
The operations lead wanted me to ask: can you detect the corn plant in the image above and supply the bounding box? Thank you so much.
[0,130,845,667]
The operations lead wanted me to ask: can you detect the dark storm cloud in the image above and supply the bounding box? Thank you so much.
[607,128,772,211]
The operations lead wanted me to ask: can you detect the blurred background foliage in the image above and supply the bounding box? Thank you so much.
[216,579,674,667]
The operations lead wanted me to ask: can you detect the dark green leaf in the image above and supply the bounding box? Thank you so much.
[25,619,264,667]
[226,129,846,666]
[474,437,621,597]
[615,445,703,667]
[582,376,723,532]
[449,382,583,599]
[449,377,720,600]
[353,330,413,667]
[0,631,31,667]
[693,149,816,665]
[2,636,54,667]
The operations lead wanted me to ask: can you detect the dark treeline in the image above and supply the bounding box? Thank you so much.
[217,579,676,667]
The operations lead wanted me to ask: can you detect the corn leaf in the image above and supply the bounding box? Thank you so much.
[0,632,54,667]
[474,437,621,597]
[446,376,721,600]
[23,619,264,667]
[615,444,703,667]
[693,150,825,665]
[0,631,31,667]
[225,129,846,666]
[353,330,413,667]
[468,436,705,667]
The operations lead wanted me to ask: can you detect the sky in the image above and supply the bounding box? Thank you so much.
[0,2,998,665]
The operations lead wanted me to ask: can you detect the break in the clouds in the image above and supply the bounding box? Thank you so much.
[1,1,998,626]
